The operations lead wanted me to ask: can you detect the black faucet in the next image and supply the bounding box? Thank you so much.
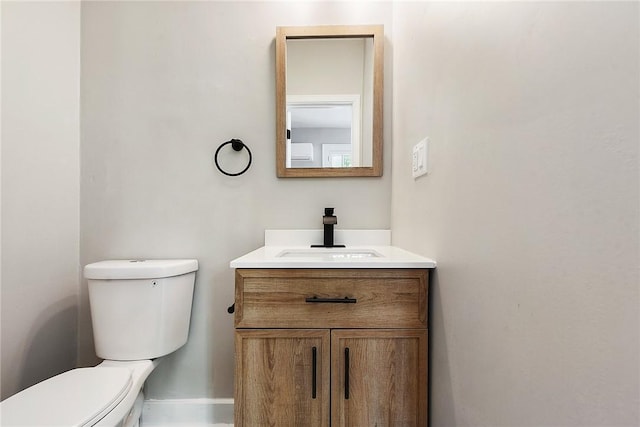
[311,208,345,248]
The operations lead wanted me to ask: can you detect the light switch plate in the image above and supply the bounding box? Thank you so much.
[412,138,429,178]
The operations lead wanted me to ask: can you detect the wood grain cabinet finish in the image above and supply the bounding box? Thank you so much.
[235,329,330,427]
[234,269,430,427]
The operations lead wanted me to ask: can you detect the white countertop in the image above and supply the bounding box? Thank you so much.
[229,230,436,269]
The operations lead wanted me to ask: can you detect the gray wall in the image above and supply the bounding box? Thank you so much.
[79,1,393,399]
[391,2,639,425]
[1,1,80,399]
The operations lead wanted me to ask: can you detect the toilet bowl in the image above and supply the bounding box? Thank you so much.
[0,259,198,427]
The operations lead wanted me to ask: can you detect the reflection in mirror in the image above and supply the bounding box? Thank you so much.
[287,38,371,169]
[276,25,383,178]
[287,95,360,168]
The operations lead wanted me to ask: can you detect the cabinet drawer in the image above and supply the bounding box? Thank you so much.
[234,269,428,328]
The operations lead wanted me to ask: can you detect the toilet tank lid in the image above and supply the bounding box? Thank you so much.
[84,259,198,280]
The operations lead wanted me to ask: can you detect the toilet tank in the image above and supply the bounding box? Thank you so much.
[84,259,198,361]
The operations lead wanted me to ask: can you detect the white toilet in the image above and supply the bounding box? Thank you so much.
[0,259,198,427]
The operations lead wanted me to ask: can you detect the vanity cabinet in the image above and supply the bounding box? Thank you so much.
[234,268,429,427]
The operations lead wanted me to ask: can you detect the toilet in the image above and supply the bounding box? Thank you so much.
[0,259,198,427]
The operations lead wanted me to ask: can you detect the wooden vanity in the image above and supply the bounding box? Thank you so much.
[233,268,430,427]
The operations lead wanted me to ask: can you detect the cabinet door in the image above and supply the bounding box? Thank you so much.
[331,329,428,427]
[235,329,330,427]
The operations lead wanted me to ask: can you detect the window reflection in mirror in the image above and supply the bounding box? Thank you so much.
[276,25,383,178]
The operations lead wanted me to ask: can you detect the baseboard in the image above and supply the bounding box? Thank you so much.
[141,398,234,426]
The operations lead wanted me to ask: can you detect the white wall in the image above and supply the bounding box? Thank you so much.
[288,38,366,95]
[392,2,639,426]
[1,1,80,400]
[80,1,393,399]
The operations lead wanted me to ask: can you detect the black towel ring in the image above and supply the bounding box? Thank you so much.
[214,139,252,176]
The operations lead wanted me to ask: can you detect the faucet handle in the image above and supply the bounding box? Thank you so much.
[324,207,335,216]
[323,216,337,225]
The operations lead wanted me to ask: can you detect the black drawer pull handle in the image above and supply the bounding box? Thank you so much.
[312,346,317,399]
[305,296,357,304]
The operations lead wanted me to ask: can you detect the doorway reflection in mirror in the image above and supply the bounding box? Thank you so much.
[287,97,360,168]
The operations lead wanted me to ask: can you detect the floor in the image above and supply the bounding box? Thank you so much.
[141,424,232,427]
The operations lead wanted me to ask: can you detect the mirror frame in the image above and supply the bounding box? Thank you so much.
[276,25,384,178]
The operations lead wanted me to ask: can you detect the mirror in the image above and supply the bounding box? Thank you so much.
[276,25,384,177]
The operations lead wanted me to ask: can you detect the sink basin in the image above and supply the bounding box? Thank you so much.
[276,248,383,259]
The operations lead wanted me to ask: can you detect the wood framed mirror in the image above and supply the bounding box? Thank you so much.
[276,25,384,178]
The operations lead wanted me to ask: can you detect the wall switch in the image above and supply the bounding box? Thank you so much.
[412,138,429,178]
